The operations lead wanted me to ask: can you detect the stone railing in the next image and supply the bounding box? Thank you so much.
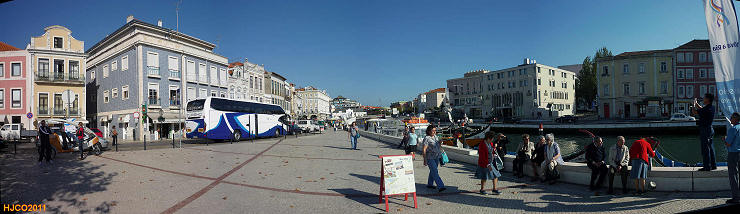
[359,130,730,192]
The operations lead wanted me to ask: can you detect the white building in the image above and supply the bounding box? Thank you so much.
[226,58,266,103]
[265,71,290,114]
[296,86,330,120]
[447,59,576,119]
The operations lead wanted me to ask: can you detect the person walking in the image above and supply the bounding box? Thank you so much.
[531,136,546,182]
[76,122,86,159]
[423,125,446,192]
[513,134,534,178]
[541,133,563,184]
[399,126,409,149]
[693,93,717,171]
[629,138,655,195]
[724,112,740,204]
[37,120,53,164]
[476,131,502,195]
[347,122,359,150]
[405,126,418,155]
[607,136,630,195]
[112,125,118,146]
[586,137,608,191]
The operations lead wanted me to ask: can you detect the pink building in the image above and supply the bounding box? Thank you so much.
[0,41,32,127]
[673,40,719,116]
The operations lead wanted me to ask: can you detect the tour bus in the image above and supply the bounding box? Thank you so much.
[185,97,288,141]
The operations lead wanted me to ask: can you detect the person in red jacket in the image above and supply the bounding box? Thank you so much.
[629,138,656,195]
[475,131,502,195]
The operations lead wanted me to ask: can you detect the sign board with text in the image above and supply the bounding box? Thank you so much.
[378,154,417,212]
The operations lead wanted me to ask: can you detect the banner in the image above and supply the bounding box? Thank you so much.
[704,0,740,119]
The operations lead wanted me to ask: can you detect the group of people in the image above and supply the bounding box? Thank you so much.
[36,120,88,164]
[510,133,564,185]
[581,136,657,195]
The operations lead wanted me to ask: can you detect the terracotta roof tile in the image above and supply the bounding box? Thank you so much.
[0,41,21,51]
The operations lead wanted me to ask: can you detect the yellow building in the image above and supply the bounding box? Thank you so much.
[27,26,86,123]
[596,50,673,119]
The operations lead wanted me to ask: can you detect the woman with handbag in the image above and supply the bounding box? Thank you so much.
[347,122,360,150]
[423,125,446,192]
[476,131,502,195]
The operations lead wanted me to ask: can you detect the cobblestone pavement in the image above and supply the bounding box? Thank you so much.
[1,131,735,213]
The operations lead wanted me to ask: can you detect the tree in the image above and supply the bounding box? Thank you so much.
[576,47,613,110]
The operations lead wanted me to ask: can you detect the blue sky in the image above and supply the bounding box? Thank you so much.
[0,0,721,106]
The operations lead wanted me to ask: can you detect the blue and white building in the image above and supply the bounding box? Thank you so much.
[86,16,228,140]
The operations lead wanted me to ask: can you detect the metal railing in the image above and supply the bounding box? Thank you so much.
[170,99,181,106]
[38,109,49,115]
[169,70,181,79]
[53,108,65,115]
[148,97,160,105]
[148,66,160,76]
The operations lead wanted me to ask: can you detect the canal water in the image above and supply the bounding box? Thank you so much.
[498,132,728,164]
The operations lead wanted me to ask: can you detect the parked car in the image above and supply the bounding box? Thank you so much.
[286,124,301,135]
[89,128,104,138]
[296,120,320,133]
[555,115,578,123]
[669,113,696,121]
[0,124,22,141]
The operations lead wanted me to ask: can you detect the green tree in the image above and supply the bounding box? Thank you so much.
[576,47,613,110]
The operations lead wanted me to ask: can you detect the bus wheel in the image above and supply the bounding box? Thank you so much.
[232,130,241,142]
[275,129,281,137]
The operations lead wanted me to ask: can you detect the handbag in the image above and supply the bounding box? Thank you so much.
[494,154,504,170]
[440,150,449,165]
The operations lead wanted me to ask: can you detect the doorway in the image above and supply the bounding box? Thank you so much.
[624,103,631,118]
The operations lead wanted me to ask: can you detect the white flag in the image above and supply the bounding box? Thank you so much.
[704,0,740,118]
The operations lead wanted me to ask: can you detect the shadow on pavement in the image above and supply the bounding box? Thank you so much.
[328,188,385,211]
[1,148,118,213]
[323,145,356,151]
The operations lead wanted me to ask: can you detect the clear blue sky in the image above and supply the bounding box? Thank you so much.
[0,0,721,106]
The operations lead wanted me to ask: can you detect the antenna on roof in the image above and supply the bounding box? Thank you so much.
[175,0,183,31]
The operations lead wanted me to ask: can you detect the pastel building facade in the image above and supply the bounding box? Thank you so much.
[0,42,32,127]
[27,26,87,125]
[85,17,228,140]
[673,40,719,116]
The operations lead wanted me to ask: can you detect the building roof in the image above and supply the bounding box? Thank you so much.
[87,18,216,55]
[557,64,582,76]
[228,62,243,68]
[0,41,20,51]
[596,49,671,62]
[675,39,709,50]
[425,88,446,94]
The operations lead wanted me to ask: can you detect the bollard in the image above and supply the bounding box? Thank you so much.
[14,140,18,154]
[172,136,175,148]
[115,140,119,152]
[144,136,147,150]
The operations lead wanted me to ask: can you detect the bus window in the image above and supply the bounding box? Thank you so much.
[187,99,206,111]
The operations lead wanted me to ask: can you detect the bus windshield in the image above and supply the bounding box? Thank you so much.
[187,99,206,111]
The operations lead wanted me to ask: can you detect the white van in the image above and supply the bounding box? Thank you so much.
[0,124,22,141]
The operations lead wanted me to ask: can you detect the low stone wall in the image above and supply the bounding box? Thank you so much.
[359,130,730,192]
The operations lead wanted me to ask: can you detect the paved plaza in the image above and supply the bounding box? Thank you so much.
[1,131,735,213]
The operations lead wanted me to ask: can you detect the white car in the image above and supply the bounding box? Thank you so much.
[296,120,320,133]
[0,124,22,141]
[670,113,696,121]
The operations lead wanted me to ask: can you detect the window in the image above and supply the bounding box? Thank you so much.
[0,63,3,77]
[147,52,160,76]
[660,62,667,73]
[639,63,645,73]
[53,94,63,115]
[11,63,21,76]
[169,85,180,106]
[708,52,713,62]
[537,78,541,85]
[38,93,48,114]
[220,68,227,86]
[54,59,64,80]
[220,91,226,98]
[0,89,3,108]
[677,69,685,79]
[187,60,196,81]
[686,52,694,63]
[603,84,610,96]
[210,66,218,85]
[687,85,695,98]
[699,69,707,78]
[111,60,118,71]
[709,68,715,78]
[699,52,707,62]
[187,87,196,101]
[661,81,668,94]
[677,53,685,63]
[103,64,109,78]
[168,56,180,78]
[602,66,609,76]
[199,88,207,98]
[638,82,645,95]
[211,90,217,97]
[700,85,707,97]
[53,37,63,49]
[90,70,95,80]
[148,83,159,105]
[250,76,254,88]
[623,83,630,96]
[112,88,118,98]
[678,86,685,98]
[122,85,129,100]
[709,85,716,95]
[103,90,109,103]
[121,56,129,71]
[71,94,79,115]
[69,61,79,80]
[686,69,693,79]
[623,64,629,74]
[198,63,207,83]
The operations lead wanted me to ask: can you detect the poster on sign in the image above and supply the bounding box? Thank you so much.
[381,155,416,195]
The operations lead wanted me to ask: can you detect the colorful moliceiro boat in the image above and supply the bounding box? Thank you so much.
[439,123,493,148]
[402,117,430,135]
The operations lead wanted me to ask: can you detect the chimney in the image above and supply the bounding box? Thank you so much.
[126,15,134,23]
[157,19,162,27]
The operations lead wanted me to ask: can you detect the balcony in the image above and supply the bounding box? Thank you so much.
[169,70,181,79]
[38,108,49,115]
[36,74,50,81]
[169,99,180,106]
[148,97,160,106]
[69,108,79,116]
[35,72,83,84]
[53,108,65,116]
[147,66,160,77]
